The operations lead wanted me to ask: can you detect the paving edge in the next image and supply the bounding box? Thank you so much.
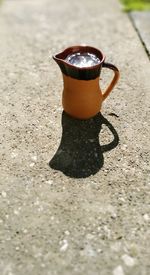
[128,12,150,59]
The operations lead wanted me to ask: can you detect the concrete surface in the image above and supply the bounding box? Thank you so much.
[0,0,150,274]
[130,11,150,57]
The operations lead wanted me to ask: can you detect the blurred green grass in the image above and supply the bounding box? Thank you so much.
[120,0,150,11]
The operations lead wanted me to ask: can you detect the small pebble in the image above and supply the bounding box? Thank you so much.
[34,198,40,206]
[14,209,19,215]
[143,214,149,221]
[121,254,136,267]
[38,205,44,212]
[41,263,46,268]
[86,233,94,240]
[111,212,117,219]
[2,191,7,198]
[11,151,18,158]
[30,163,35,167]
[46,180,53,185]
[122,144,127,151]
[113,265,124,275]
[118,197,125,202]
[60,239,68,252]
[31,155,37,162]
[65,230,70,236]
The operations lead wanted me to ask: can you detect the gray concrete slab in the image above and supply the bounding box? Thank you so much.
[130,11,150,56]
[0,0,150,275]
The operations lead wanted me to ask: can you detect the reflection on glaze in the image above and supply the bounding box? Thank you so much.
[65,52,101,68]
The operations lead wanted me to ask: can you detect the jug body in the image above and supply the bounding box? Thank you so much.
[62,74,103,119]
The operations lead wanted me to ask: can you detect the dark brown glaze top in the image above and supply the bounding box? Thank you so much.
[53,45,105,80]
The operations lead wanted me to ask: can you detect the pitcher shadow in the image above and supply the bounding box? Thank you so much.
[49,111,119,178]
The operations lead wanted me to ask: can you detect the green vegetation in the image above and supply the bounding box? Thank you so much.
[120,0,150,11]
[0,0,4,5]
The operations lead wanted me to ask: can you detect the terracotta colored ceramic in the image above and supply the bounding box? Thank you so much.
[53,45,120,119]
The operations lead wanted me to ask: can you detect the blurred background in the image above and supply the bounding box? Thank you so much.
[120,0,150,11]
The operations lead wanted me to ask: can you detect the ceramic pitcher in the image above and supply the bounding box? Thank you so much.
[53,45,120,119]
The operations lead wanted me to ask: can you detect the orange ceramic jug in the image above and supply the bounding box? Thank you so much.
[53,45,119,119]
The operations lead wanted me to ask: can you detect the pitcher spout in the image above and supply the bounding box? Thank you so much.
[53,53,65,67]
[53,49,71,77]
[53,47,73,68]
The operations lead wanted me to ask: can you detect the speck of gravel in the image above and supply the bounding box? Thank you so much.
[65,230,70,236]
[59,239,68,252]
[113,265,124,275]
[11,151,18,158]
[86,233,94,240]
[118,197,125,203]
[34,198,40,206]
[143,214,149,221]
[46,180,53,185]
[31,155,37,162]
[121,254,136,267]
[14,209,19,215]
[1,191,7,198]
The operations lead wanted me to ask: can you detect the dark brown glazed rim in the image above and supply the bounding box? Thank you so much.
[53,45,105,70]
[53,45,106,80]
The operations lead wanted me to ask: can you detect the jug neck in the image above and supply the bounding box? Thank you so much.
[63,74,100,93]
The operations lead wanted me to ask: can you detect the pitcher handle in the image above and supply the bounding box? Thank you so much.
[102,62,120,101]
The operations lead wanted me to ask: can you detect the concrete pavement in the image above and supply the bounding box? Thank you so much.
[0,0,150,274]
